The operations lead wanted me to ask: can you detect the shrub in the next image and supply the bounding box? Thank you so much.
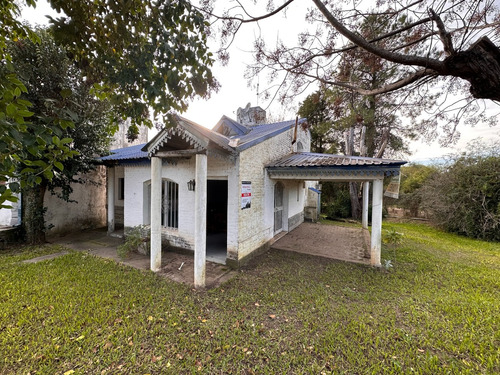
[420,141,500,241]
[117,225,150,259]
[396,164,438,217]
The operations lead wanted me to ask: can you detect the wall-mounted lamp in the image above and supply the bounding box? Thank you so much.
[187,179,196,191]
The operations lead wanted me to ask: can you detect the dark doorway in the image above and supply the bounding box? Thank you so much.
[206,179,228,263]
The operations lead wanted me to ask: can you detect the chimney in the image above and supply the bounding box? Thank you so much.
[237,103,266,126]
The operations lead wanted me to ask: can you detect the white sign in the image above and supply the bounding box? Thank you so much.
[241,181,252,209]
[384,174,401,199]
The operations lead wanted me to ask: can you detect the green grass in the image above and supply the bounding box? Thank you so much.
[1,223,499,374]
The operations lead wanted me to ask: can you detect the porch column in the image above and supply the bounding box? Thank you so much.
[150,156,162,272]
[107,167,115,233]
[362,181,370,229]
[194,153,207,288]
[370,178,384,267]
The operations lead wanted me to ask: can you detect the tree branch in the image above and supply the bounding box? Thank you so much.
[429,8,455,56]
[311,0,445,72]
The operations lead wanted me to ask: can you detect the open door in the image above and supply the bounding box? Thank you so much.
[206,179,228,264]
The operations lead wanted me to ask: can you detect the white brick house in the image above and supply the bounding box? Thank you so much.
[102,106,406,287]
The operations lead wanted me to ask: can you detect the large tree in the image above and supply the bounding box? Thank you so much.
[1,0,217,208]
[7,30,114,244]
[202,0,500,136]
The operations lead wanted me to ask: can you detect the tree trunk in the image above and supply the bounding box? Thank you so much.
[349,182,362,220]
[22,181,48,244]
[445,36,500,101]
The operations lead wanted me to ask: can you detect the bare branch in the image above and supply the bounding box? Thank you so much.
[429,8,455,56]
[311,0,445,72]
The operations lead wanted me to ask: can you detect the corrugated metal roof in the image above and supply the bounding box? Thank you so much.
[100,143,148,161]
[267,152,407,168]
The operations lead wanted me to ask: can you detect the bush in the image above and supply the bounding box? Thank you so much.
[117,225,150,259]
[420,141,500,241]
[396,164,438,217]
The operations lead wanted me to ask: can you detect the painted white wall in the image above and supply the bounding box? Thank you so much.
[123,155,239,253]
[0,195,20,227]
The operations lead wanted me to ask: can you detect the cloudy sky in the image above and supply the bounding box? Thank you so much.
[21,1,499,162]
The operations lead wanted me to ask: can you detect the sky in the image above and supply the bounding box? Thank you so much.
[20,0,500,163]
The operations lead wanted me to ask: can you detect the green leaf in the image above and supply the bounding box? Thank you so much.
[6,103,16,116]
[54,161,64,171]
[60,88,73,98]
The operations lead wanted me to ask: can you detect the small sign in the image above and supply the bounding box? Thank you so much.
[241,181,252,209]
[384,174,401,199]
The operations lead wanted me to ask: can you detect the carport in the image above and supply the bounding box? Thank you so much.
[266,152,406,266]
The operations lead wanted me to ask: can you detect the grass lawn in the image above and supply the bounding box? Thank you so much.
[1,222,499,374]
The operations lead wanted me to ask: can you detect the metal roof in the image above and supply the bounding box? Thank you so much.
[235,118,307,151]
[267,152,407,168]
[100,143,148,161]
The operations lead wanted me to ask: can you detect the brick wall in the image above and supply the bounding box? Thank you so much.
[237,126,310,259]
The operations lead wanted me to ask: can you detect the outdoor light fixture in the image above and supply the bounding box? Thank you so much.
[187,179,196,191]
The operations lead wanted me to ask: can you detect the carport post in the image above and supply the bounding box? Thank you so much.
[150,156,162,272]
[370,179,383,267]
[194,154,207,288]
[107,167,115,234]
[362,181,370,229]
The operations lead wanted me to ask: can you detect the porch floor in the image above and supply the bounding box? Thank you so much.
[271,222,371,265]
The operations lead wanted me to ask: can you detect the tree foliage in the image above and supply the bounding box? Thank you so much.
[48,0,218,132]
[1,0,217,209]
[1,1,77,209]
[297,90,337,154]
[396,164,439,217]
[420,142,500,241]
[8,30,114,243]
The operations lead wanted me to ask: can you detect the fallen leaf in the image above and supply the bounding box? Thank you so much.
[269,314,276,319]
[147,316,154,321]
[254,303,260,306]
[418,349,425,353]
[76,335,85,341]
[64,371,75,375]
[104,342,113,350]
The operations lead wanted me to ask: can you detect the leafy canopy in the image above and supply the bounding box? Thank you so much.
[0,0,217,208]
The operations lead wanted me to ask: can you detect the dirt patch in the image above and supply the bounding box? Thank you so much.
[271,222,371,265]
[157,252,237,289]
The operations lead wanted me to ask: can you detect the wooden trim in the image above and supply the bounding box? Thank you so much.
[155,149,206,158]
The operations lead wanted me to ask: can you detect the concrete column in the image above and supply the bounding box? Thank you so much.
[194,154,207,288]
[362,181,370,229]
[107,167,115,233]
[150,157,162,272]
[370,178,384,267]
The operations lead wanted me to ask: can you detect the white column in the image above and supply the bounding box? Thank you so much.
[107,167,115,234]
[194,154,207,288]
[370,178,384,267]
[150,157,162,272]
[362,181,370,229]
